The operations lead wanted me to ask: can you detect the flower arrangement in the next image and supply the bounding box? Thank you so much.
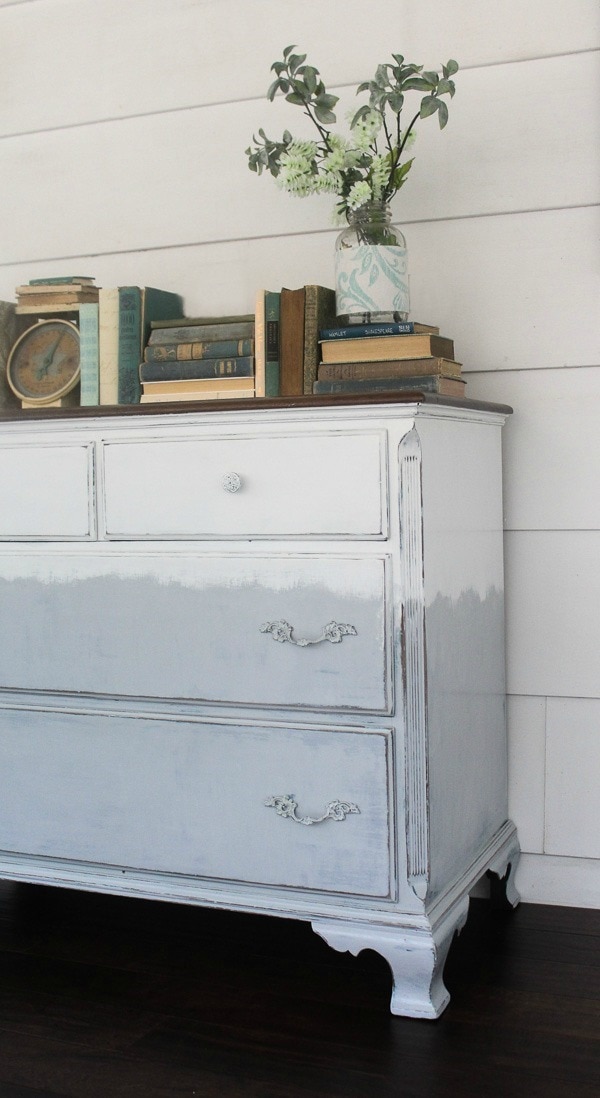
[246,46,459,220]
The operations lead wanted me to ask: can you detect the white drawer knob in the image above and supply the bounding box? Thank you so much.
[222,471,242,493]
[264,794,360,826]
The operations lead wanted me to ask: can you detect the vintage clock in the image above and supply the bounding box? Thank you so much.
[6,318,80,405]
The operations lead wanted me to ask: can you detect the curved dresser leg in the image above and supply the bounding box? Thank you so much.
[312,898,470,1019]
[487,828,521,909]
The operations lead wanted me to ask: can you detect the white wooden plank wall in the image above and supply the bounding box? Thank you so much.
[0,0,599,907]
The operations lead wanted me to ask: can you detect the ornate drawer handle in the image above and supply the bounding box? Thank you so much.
[265,794,360,826]
[222,472,242,493]
[260,619,357,647]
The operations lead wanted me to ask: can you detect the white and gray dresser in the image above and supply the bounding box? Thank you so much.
[0,394,519,1018]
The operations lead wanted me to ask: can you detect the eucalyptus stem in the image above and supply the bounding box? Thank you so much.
[246,47,458,218]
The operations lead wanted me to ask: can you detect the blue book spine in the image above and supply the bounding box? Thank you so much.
[319,321,415,340]
[140,356,255,383]
[78,302,100,405]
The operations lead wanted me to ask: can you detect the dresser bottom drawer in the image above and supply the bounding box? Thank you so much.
[0,709,394,899]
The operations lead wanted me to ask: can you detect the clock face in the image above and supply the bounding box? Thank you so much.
[7,319,80,403]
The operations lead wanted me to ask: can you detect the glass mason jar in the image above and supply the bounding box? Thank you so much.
[335,201,410,324]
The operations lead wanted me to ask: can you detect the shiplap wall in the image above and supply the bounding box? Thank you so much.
[0,0,599,907]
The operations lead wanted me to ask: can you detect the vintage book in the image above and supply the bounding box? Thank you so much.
[98,287,119,404]
[320,332,455,364]
[313,374,467,397]
[140,387,254,403]
[317,356,462,381]
[148,320,254,345]
[265,290,281,396]
[254,289,280,398]
[17,282,98,296]
[78,302,100,406]
[16,296,99,314]
[139,356,255,383]
[0,301,29,411]
[279,287,305,397]
[254,289,267,398]
[117,286,183,405]
[142,377,254,396]
[149,313,253,330]
[303,285,336,395]
[319,320,439,340]
[28,276,95,286]
[143,338,253,363]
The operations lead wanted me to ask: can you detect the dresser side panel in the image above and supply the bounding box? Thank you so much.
[417,415,509,901]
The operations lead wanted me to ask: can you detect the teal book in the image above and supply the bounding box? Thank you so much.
[265,290,280,397]
[148,320,254,345]
[139,356,255,383]
[78,302,100,406]
[117,286,183,404]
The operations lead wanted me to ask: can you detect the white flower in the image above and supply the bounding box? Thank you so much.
[369,154,390,200]
[350,108,383,151]
[347,180,372,210]
[277,141,318,197]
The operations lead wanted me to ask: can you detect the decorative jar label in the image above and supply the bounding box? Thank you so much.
[335,245,409,318]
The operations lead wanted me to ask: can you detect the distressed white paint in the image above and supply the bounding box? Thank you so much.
[0,401,516,1017]
[101,429,388,539]
[0,441,94,538]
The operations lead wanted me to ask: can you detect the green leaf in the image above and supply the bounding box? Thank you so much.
[288,53,307,74]
[401,77,433,92]
[387,91,404,113]
[285,92,306,106]
[314,103,337,125]
[350,105,374,127]
[437,79,454,97]
[301,65,318,94]
[266,79,281,102]
[419,95,439,119]
[316,92,339,111]
[283,45,296,59]
[271,61,286,76]
[421,71,439,86]
[437,100,449,128]
[391,53,405,65]
[444,59,459,76]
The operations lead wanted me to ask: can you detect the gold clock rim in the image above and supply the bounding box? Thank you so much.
[6,318,81,405]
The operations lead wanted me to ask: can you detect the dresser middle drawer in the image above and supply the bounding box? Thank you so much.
[0,551,392,712]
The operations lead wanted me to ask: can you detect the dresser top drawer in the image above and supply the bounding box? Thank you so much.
[100,430,388,539]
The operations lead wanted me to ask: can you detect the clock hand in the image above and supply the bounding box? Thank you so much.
[37,333,64,377]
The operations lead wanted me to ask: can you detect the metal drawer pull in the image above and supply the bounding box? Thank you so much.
[260,619,357,646]
[222,472,242,493]
[264,794,360,826]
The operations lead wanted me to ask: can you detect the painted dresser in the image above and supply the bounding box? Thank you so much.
[0,394,519,1018]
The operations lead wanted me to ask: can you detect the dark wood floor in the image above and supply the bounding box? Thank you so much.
[0,881,597,1097]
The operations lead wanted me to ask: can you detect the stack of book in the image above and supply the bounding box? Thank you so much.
[312,320,465,398]
[15,276,99,315]
[139,314,256,403]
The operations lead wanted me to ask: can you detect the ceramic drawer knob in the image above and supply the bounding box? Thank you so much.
[222,472,242,493]
[264,794,360,826]
[260,619,357,647]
